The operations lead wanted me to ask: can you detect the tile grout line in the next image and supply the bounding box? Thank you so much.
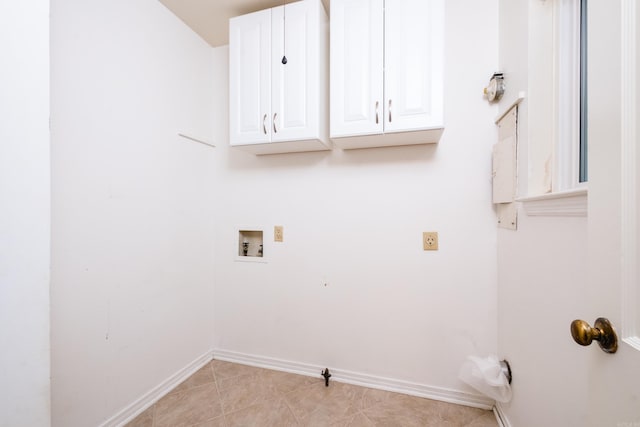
[360,409,376,426]
[281,391,302,426]
[150,403,157,427]
[221,368,292,424]
[210,361,229,426]
[286,380,324,425]
[204,361,225,427]
[356,388,379,425]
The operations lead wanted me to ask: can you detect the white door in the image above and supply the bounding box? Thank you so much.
[271,0,319,142]
[581,1,640,425]
[330,0,383,138]
[384,0,443,133]
[229,9,272,146]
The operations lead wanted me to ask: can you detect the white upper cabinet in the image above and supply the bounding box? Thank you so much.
[330,0,384,138]
[330,0,444,149]
[384,0,443,134]
[229,9,271,146]
[229,0,329,155]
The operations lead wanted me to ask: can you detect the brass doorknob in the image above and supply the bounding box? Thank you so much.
[570,317,618,354]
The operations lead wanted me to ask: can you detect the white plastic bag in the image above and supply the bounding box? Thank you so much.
[458,355,512,403]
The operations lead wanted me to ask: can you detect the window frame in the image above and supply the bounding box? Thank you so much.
[517,0,588,216]
[554,0,588,192]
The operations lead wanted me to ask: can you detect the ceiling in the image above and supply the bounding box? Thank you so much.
[159,0,331,47]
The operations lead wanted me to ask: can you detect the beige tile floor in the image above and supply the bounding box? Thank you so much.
[126,360,499,427]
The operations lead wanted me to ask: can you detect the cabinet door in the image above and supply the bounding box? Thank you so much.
[384,0,443,133]
[330,0,384,138]
[271,0,321,143]
[229,9,272,145]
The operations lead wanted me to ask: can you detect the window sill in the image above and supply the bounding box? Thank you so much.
[516,188,588,217]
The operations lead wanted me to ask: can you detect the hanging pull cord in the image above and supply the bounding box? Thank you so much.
[281,0,287,64]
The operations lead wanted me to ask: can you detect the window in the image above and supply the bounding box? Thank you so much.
[556,0,588,191]
[518,0,588,216]
[579,0,588,183]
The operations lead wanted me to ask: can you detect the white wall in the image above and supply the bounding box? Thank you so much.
[212,0,500,398]
[497,1,589,426]
[0,2,51,426]
[50,1,216,425]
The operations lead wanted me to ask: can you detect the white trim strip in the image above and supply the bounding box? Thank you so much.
[100,350,214,427]
[212,348,496,410]
[621,0,639,346]
[517,188,588,216]
[494,402,513,427]
[623,336,640,352]
[178,133,216,148]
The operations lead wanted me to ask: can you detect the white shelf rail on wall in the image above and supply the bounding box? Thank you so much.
[177,133,216,148]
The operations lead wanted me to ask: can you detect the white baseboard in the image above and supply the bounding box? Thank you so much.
[494,402,512,427]
[100,350,214,427]
[212,349,495,410]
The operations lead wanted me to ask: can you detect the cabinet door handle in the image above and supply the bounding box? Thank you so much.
[388,99,392,123]
[375,101,379,124]
[273,113,278,134]
[262,114,267,134]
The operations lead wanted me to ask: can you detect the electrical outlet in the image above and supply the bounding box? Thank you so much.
[423,232,438,250]
[274,225,284,242]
